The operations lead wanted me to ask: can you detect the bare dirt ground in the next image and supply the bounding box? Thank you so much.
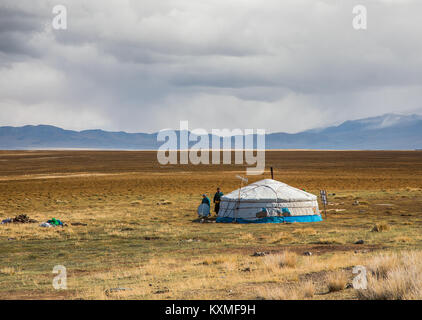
[0,150,421,299]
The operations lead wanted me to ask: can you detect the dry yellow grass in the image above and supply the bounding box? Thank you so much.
[326,271,348,292]
[393,236,413,243]
[264,251,298,270]
[256,282,315,300]
[0,267,18,275]
[293,228,317,236]
[0,150,422,299]
[302,281,315,298]
[371,223,390,232]
[357,251,422,300]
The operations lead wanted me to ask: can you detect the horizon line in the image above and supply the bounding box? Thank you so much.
[0,112,421,135]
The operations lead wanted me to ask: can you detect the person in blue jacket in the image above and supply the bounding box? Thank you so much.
[201,194,211,206]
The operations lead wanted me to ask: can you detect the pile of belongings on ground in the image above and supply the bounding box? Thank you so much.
[40,218,66,227]
[1,214,37,224]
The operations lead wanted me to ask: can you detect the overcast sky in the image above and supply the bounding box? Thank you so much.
[0,0,421,133]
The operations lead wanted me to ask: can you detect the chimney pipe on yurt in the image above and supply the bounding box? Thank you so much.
[270,167,274,179]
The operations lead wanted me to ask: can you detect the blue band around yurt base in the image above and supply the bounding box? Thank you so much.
[216,215,323,224]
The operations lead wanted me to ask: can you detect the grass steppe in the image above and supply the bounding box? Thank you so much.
[0,150,421,299]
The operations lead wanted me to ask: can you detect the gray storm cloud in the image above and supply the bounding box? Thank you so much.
[0,0,421,133]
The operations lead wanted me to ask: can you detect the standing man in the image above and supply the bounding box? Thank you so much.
[213,187,224,216]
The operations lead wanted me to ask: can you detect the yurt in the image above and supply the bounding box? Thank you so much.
[216,179,322,223]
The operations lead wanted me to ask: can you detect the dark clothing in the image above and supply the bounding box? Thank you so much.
[213,191,223,203]
[213,191,224,214]
[214,202,220,214]
[201,196,211,206]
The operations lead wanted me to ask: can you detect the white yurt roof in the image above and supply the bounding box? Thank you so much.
[221,179,316,202]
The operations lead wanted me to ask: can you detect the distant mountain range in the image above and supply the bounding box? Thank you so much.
[0,114,421,150]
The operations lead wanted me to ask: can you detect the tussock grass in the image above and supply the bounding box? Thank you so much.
[264,251,298,270]
[302,281,315,298]
[357,251,422,300]
[202,258,225,265]
[367,253,400,279]
[371,223,390,232]
[0,266,17,275]
[326,271,348,292]
[238,233,255,241]
[270,234,294,243]
[293,228,317,236]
